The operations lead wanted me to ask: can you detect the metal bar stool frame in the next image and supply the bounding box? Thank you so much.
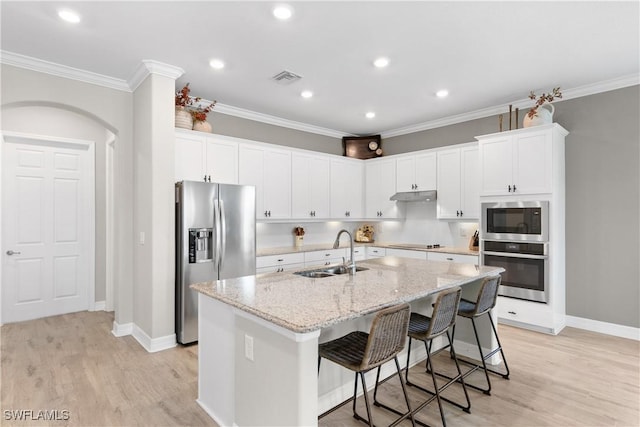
[403,287,471,427]
[318,303,416,427]
[448,275,510,395]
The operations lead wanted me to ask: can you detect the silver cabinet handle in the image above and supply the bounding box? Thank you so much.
[6,250,21,256]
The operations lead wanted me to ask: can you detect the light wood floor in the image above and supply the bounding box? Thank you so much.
[1,311,638,426]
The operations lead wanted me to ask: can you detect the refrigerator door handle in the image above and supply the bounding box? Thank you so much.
[219,198,227,270]
[213,199,222,270]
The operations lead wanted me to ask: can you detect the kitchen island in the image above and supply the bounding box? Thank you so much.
[192,256,504,427]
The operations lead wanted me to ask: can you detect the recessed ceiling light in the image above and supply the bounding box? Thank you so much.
[373,57,389,68]
[209,59,225,70]
[436,89,449,98]
[301,90,313,99]
[58,9,80,23]
[366,112,376,119]
[273,5,293,20]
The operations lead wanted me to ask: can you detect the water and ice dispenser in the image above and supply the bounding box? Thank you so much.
[188,228,213,263]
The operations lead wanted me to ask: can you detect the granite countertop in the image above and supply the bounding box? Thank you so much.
[192,257,502,334]
[257,242,479,257]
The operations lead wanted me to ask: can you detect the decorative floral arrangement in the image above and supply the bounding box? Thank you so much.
[175,83,217,122]
[293,226,305,237]
[190,100,217,123]
[527,87,562,118]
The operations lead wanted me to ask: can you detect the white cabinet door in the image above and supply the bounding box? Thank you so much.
[396,153,436,193]
[205,137,238,184]
[415,152,437,191]
[264,150,291,219]
[479,136,513,196]
[175,132,206,182]
[292,153,330,219]
[239,144,291,220]
[513,130,552,194]
[436,149,461,219]
[239,145,266,218]
[330,158,363,219]
[365,158,399,219]
[396,156,416,192]
[478,128,553,196]
[460,146,480,219]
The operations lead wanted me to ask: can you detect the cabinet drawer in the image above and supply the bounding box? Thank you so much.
[256,253,305,268]
[353,247,366,261]
[366,247,386,257]
[304,249,346,263]
[256,262,305,274]
[427,252,478,264]
[496,296,554,329]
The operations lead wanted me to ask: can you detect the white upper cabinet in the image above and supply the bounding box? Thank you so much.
[396,152,436,192]
[291,152,330,219]
[175,131,238,184]
[239,143,291,219]
[436,145,479,219]
[477,124,567,196]
[330,157,363,219]
[365,158,403,219]
[205,136,238,184]
[175,131,206,182]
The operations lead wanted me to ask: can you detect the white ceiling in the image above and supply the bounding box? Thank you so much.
[1,1,638,136]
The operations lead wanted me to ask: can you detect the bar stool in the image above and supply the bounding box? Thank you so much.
[453,275,510,395]
[404,287,471,427]
[318,303,415,427]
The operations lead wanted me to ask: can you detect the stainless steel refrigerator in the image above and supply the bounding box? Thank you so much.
[175,180,256,344]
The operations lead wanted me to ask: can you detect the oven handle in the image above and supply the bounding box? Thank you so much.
[483,251,548,260]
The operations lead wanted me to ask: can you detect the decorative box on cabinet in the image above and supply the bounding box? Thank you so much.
[396,152,436,193]
[239,144,292,220]
[436,145,479,219]
[365,158,404,219]
[476,124,568,196]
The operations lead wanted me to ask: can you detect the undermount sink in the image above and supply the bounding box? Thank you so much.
[294,265,369,278]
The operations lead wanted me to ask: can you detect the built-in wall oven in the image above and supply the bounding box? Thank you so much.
[481,201,550,303]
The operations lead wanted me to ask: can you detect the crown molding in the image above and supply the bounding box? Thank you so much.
[128,60,184,91]
[0,50,131,92]
[382,73,640,138]
[213,103,351,139]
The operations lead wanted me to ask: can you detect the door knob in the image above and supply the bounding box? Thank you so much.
[6,250,21,255]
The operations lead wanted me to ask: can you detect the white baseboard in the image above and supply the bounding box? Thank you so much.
[112,321,133,337]
[566,315,640,341]
[92,300,106,311]
[196,399,230,427]
[131,324,177,353]
[453,338,502,366]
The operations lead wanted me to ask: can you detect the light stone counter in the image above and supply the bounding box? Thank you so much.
[192,256,501,334]
[257,242,479,257]
[194,257,504,427]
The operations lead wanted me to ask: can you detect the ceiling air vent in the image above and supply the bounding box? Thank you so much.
[271,70,302,85]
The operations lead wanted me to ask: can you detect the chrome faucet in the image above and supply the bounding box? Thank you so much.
[333,229,356,275]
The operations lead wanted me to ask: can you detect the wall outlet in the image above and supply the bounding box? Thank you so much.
[244,334,254,361]
[139,232,145,245]
[459,228,468,237]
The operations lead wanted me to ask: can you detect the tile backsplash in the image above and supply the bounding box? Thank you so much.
[257,202,478,250]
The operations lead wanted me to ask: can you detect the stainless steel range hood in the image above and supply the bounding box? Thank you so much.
[389,190,437,202]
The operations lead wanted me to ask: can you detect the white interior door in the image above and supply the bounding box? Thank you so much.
[1,132,94,324]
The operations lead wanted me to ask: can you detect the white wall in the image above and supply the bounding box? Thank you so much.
[1,64,134,327]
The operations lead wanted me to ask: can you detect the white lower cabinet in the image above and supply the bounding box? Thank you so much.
[427,252,479,264]
[256,253,305,274]
[496,296,560,333]
[304,249,347,267]
[366,247,386,258]
[352,247,366,261]
[385,248,427,260]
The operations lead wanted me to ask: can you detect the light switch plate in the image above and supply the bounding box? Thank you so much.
[245,334,254,361]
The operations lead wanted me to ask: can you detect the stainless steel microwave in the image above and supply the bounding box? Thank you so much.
[481,201,549,242]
